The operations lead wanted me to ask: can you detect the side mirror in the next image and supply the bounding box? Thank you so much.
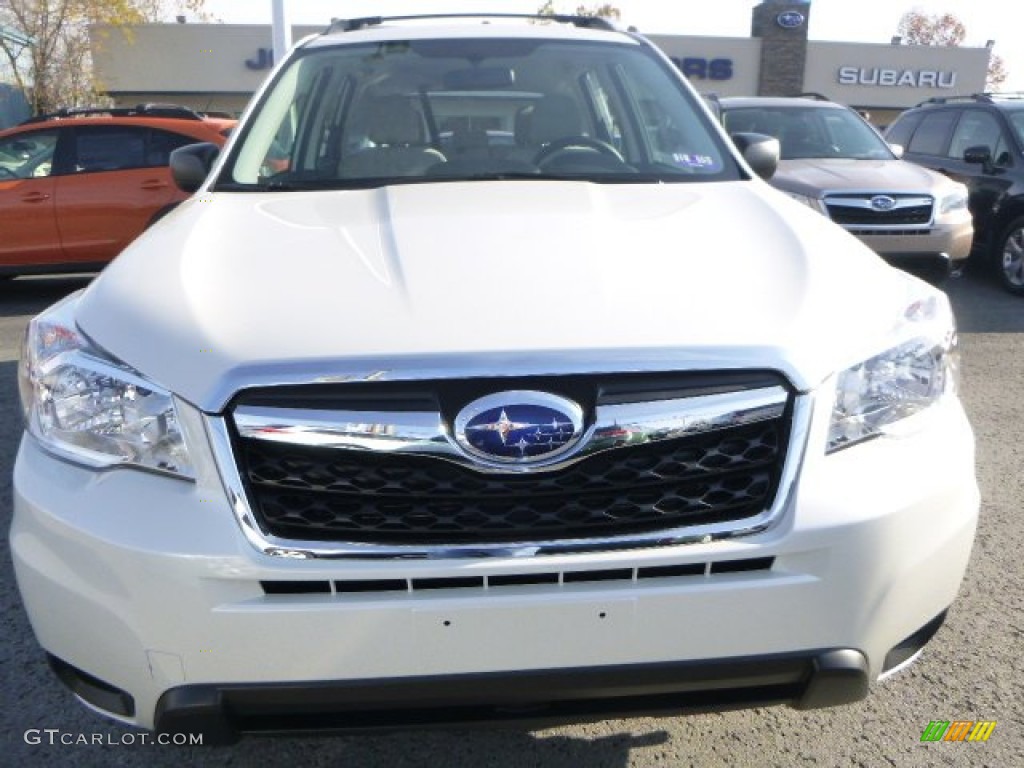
[730,131,780,180]
[888,143,904,159]
[963,145,993,172]
[170,142,220,193]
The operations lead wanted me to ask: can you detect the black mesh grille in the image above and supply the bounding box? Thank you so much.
[826,202,932,226]
[233,420,788,545]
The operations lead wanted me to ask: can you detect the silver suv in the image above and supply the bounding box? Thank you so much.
[720,96,973,279]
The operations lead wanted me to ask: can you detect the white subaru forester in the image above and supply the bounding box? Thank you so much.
[13,14,978,743]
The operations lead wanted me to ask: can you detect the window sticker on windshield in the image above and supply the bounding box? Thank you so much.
[672,153,721,171]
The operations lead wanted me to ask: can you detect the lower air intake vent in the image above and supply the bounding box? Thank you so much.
[259,557,775,596]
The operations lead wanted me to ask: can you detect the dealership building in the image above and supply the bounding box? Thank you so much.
[90,0,992,127]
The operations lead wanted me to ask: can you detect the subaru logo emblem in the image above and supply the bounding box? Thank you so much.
[454,391,584,465]
[776,11,805,29]
[870,195,897,211]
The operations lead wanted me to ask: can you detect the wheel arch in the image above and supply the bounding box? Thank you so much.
[991,194,1024,250]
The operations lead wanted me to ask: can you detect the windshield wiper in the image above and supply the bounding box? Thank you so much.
[216,177,439,192]
[262,177,342,191]
[426,171,684,184]
[210,179,338,192]
[214,172,694,192]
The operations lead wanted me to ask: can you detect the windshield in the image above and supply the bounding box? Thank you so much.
[0,131,58,179]
[722,105,894,161]
[218,36,739,189]
[1006,108,1024,149]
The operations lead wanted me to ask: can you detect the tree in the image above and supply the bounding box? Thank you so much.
[897,11,965,46]
[537,2,622,20]
[0,1,206,115]
[987,55,1008,91]
[896,10,1007,91]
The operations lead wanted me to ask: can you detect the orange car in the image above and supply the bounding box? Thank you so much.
[0,104,234,277]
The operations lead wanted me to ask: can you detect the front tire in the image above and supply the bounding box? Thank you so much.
[995,216,1024,295]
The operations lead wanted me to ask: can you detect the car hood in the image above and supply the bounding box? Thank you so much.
[771,157,951,196]
[77,180,920,412]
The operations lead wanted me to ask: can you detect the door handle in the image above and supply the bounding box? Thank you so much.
[21,191,51,202]
[140,180,169,190]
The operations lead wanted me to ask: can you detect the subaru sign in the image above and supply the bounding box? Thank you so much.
[776,11,806,29]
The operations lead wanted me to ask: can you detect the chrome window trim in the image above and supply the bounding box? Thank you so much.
[205,390,811,561]
[232,385,788,474]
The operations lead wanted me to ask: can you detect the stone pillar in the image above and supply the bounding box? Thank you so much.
[751,0,811,96]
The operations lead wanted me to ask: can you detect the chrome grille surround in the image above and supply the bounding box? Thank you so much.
[231,386,789,473]
[823,192,934,230]
[206,373,811,560]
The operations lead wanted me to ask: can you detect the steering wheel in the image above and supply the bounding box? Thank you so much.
[533,136,625,166]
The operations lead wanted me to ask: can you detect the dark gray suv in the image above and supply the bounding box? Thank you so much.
[885,93,1024,294]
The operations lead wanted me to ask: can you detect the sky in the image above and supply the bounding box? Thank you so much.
[198,0,1022,90]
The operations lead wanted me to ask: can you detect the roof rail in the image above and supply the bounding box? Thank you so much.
[983,91,1024,101]
[914,92,1024,108]
[790,92,832,102]
[915,93,990,106]
[326,13,618,34]
[21,102,204,124]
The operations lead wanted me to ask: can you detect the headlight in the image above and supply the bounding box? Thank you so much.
[18,293,193,478]
[828,292,958,453]
[939,186,969,214]
[784,191,825,214]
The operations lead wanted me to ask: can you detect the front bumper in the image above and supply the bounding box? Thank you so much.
[851,210,973,264]
[10,394,978,735]
[146,649,871,744]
